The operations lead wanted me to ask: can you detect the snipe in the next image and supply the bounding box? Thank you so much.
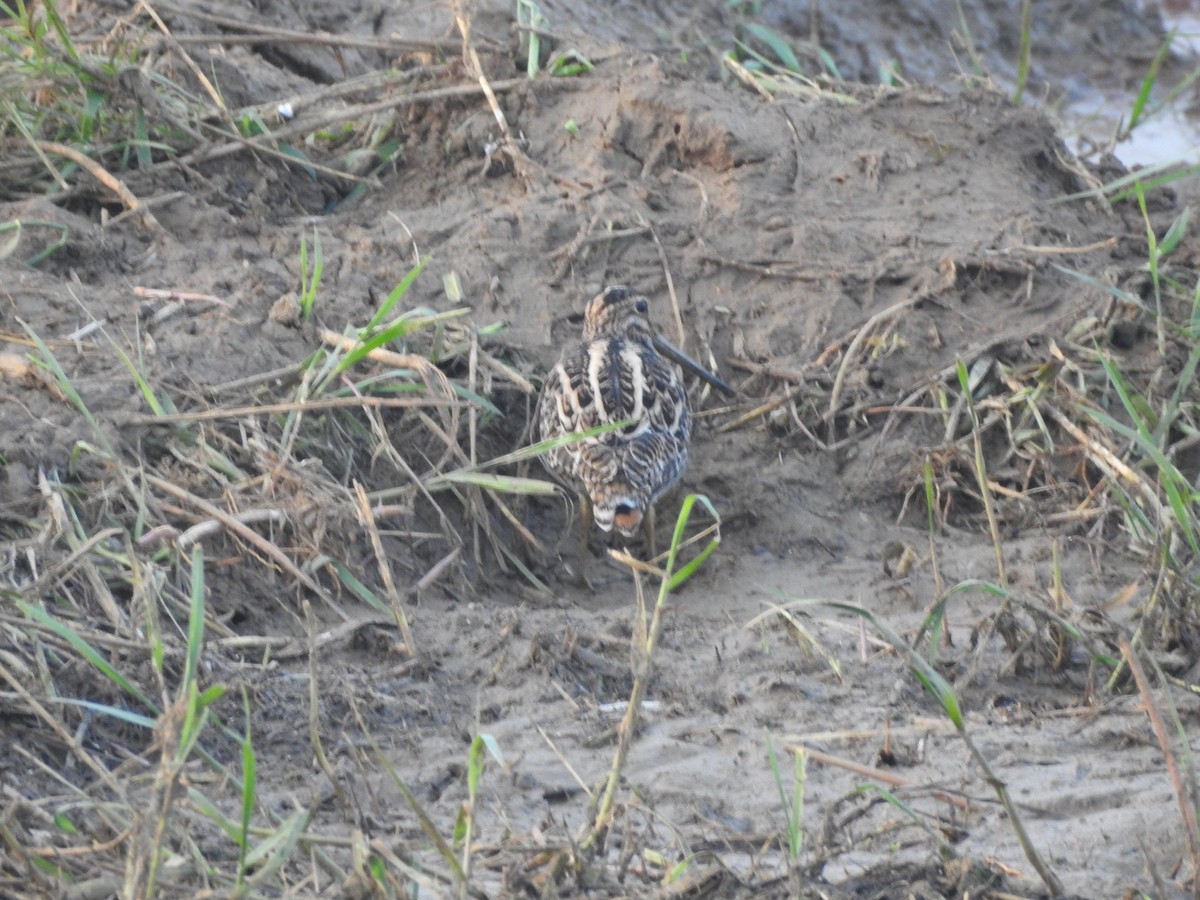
[536,285,733,554]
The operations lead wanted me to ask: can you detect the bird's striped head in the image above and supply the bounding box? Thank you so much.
[582,285,655,343]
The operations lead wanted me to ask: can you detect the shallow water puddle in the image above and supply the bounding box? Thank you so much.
[1060,9,1200,168]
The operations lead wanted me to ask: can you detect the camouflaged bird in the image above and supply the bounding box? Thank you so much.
[537,285,732,541]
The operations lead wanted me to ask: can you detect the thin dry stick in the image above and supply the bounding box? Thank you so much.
[468,330,481,566]
[1120,634,1200,883]
[133,286,232,307]
[177,509,287,550]
[1003,236,1117,256]
[959,724,1063,895]
[717,384,806,434]
[318,327,462,421]
[36,478,124,627]
[272,361,315,483]
[0,660,126,796]
[129,695,194,899]
[826,292,924,442]
[583,573,662,851]
[722,55,775,101]
[727,356,806,383]
[476,346,535,394]
[697,253,831,281]
[179,79,522,167]
[152,1,451,52]
[536,725,593,799]
[642,216,686,349]
[453,9,511,141]
[964,378,1007,589]
[25,526,123,606]
[36,142,161,231]
[304,598,347,810]
[784,742,971,812]
[830,260,961,440]
[1046,403,1167,518]
[353,481,416,656]
[139,1,227,113]
[229,68,432,126]
[192,118,379,183]
[125,395,462,426]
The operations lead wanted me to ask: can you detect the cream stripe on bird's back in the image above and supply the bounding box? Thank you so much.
[618,343,647,428]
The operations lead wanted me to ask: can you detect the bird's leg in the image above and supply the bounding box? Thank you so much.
[646,503,657,559]
[560,492,595,588]
[579,492,593,563]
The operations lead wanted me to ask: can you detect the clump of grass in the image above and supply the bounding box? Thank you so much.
[720,12,855,104]
[514,0,593,79]
[830,601,1065,896]
[1114,26,1200,147]
[298,226,324,321]
[0,0,499,211]
[955,358,1007,590]
[765,731,806,863]
[1,244,554,894]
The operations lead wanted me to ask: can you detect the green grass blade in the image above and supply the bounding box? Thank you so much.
[188,786,243,841]
[1052,264,1143,308]
[467,733,485,800]
[366,256,431,333]
[373,751,465,880]
[479,732,505,765]
[54,697,157,729]
[41,0,79,63]
[480,420,632,468]
[423,471,560,494]
[182,547,206,692]
[327,560,393,615]
[109,337,169,417]
[1159,206,1190,257]
[21,321,112,454]
[332,308,470,379]
[1129,30,1174,132]
[241,808,314,890]
[857,784,954,852]
[814,44,842,81]
[237,689,257,887]
[1054,157,1200,203]
[742,23,803,73]
[826,601,964,729]
[664,494,721,592]
[18,600,158,712]
[1013,0,1032,103]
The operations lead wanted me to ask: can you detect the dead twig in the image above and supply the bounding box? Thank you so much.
[35,142,161,232]
[126,395,463,426]
[785,742,971,812]
[354,481,417,656]
[179,79,523,168]
[1120,633,1200,883]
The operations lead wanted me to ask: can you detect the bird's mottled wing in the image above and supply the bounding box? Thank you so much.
[537,322,693,535]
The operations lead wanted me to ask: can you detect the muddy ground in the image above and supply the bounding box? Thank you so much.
[2,0,1199,897]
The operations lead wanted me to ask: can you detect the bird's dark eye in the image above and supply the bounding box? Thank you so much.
[635,299,648,314]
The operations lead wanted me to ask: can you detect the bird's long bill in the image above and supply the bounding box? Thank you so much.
[652,335,736,397]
